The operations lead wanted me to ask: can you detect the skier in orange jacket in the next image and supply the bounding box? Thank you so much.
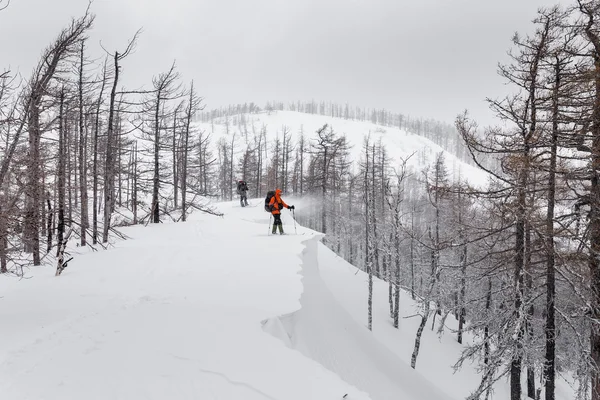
[268,189,294,234]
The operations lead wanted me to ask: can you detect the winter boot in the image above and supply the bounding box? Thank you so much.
[278,224,284,235]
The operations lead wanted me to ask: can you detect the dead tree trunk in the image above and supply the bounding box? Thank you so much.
[92,60,107,245]
[579,5,600,398]
[46,193,52,253]
[24,99,42,264]
[57,88,66,257]
[102,31,138,242]
[150,63,181,223]
[181,81,200,222]
[102,51,119,242]
[132,141,138,224]
[458,190,468,344]
[172,104,180,209]
[543,52,562,400]
[55,228,72,276]
[0,202,7,273]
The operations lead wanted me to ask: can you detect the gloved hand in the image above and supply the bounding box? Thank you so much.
[289,205,295,210]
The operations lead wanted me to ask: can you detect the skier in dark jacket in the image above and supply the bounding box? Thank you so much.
[237,180,249,207]
[268,189,294,234]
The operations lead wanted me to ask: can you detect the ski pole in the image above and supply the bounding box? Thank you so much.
[292,209,297,235]
[269,214,272,235]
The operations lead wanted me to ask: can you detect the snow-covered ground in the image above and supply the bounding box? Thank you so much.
[1,198,576,399]
[0,201,367,400]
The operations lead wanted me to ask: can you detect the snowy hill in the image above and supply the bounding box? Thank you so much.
[195,110,489,187]
[1,198,578,399]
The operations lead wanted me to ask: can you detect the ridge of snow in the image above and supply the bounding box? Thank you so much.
[263,234,456,400]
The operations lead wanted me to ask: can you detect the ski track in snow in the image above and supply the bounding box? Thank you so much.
[171,354,280,400]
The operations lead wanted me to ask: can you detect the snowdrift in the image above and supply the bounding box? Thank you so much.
[263,235,455,400]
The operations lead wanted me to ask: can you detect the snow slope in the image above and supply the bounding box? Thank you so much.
[196,110,488,187]
[316,242,578,400]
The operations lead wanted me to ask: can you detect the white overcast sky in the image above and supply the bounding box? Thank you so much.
[1,0,570,127]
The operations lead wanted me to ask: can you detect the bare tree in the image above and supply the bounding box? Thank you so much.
[181,80,203,221]
[281,125,293,193]
[102,29,139,243]
[77,39,89,246]
[362,136,374,332]
[172,102,182,209]
[92,58,108,244]
[309,124,349,234]
[385,155,412,328]
[56,88,67,256]
[144,62,182,223]
[24,12,94,264]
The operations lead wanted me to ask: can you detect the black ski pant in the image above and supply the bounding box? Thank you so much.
[272,213,283,233]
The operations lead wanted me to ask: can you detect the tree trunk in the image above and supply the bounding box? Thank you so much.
[411,205,416,300]
[0,202,7,273]
[412,271,437,369]
[321,145,327,233]
[57,88,66,257]
[511,145,528,400]
[387,232,393,318]
[103,51,120,242]
[25,101,42,265]
[93,64,107,245]
[364,141,373,331]
[132,141,138,224]
[591,65,600,400]
[543,54,560,400]
[67,121,73,226]
[371,145,378,277]
[458,240,467,344]
[526,219,536,399]
[78,40,88,246]
[46,193,52,253]
[300,134,304,195]
[484,277,492,365]
[255,132,262,198]
[117,118,122,208]
[173,106,179,209]
[181,82,195,222]
[151,86,161,223]
[229,132,235,201]
[393,214,401,329]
